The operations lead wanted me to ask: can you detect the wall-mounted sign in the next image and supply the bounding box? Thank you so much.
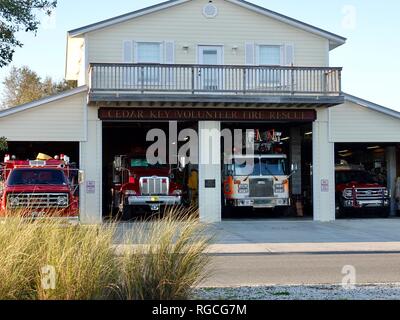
[205,179,216,189]
[86,181,96,194]
[321,179,329,193]
[98,108,316,122]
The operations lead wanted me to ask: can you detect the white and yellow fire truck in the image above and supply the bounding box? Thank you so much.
[223,130,297,213]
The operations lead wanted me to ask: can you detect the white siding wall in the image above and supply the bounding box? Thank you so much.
[0,92,86,142]
[87,0,329,68]
[329,101,400,143]
[79,106,103,224]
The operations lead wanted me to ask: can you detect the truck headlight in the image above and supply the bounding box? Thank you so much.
[125,190,137,196]
[173,190,182,196]
[384,189,390,197]
[343,189,353,199]
[57,196,68,206]
[274,184,285,194]
[9,196,19,207]
[238,185,249,194]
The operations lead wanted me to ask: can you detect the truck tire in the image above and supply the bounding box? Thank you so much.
[336,205,347,219]
[122,206,134,221]
[379,207,390,219]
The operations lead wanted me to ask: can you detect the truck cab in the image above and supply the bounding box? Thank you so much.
[0,155,82,219]
[335,163,390,218]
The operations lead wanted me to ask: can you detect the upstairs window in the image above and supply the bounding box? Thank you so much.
[258,45,282,65]
[257,45,282,85]
[137,42,162,63]
[136,42,162,83]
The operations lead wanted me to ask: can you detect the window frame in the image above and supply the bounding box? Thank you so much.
[256,44,284,86]
[134,41,164,85]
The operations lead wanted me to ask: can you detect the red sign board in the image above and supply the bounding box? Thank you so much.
[98,108,316,122]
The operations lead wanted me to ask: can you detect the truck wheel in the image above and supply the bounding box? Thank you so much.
[122,206,134,221]
[336,206,347,219]
[379,207,390,219]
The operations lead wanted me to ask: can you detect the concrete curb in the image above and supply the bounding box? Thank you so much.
[205,242,400,254]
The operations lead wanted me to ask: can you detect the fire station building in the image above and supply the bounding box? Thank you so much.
[0,0,399,224]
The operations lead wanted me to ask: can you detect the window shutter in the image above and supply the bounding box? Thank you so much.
[245,42,255,90]
[164,41,175,64]
[122,41,133,88]
[123,40,133,62]
[284,44,294,66]
[245,42,255,65]
[164,41,175,84]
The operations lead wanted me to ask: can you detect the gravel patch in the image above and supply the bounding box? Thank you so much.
[194,284,400,300]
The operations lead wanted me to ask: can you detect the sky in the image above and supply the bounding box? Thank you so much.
[0,0,399,111]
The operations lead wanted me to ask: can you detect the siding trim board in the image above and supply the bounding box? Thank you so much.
[68,0,346,50]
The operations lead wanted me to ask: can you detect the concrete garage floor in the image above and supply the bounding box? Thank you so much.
[207,218,400,254]
[116,218,400,254]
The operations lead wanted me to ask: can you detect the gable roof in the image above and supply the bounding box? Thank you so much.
[344,93,400,120]
[0,86,87,119]
[68,0,346,50]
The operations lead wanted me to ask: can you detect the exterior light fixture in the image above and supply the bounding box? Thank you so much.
[367,146,381,150]
[281,137,290,141]
[305,132,313,136]
[182,45,189,54]
[232,45,239,55]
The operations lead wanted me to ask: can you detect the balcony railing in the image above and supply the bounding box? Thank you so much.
[89,63,342,97]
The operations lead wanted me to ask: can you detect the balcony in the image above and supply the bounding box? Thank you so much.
[88,63,343,106]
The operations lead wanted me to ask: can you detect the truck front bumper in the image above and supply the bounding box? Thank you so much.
[126,196,182,207]
[342,198,390,208]
[229,198,290,208]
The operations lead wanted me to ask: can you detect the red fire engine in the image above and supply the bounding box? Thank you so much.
[110,154,186,220]
[0,154,82,218]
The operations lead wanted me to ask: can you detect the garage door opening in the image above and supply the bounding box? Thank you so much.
[3,141,79,166]
[102,121,199,221]
[220,122,313,220]
[335,143,399,219]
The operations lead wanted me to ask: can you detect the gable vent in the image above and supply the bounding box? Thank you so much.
[203,3,218,18]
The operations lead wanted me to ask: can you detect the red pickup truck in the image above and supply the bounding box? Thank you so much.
[335,165,390,218]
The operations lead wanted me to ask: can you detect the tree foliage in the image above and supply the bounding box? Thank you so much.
[2,65,77,108]
[0,0,57,67]
[0,137,7,152]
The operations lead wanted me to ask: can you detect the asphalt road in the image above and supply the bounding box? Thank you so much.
[200,253,400,287]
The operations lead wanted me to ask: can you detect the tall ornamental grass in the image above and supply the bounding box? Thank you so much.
[0,206,213,300]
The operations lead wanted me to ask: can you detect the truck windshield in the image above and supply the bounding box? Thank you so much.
[261,158,288,176]
[8,169,67,186]
[233,158,260,176]
[336,170,377,184]
[130,159,168,169]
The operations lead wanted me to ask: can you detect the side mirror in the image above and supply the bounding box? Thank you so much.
[114,156,123,171]
[78,170,85,185]
[291,163,298,172]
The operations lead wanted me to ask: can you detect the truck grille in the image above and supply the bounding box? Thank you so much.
[249,179,274,198]
[140,177,169,196]
[355,188,384,199]
[7,193,69,209]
